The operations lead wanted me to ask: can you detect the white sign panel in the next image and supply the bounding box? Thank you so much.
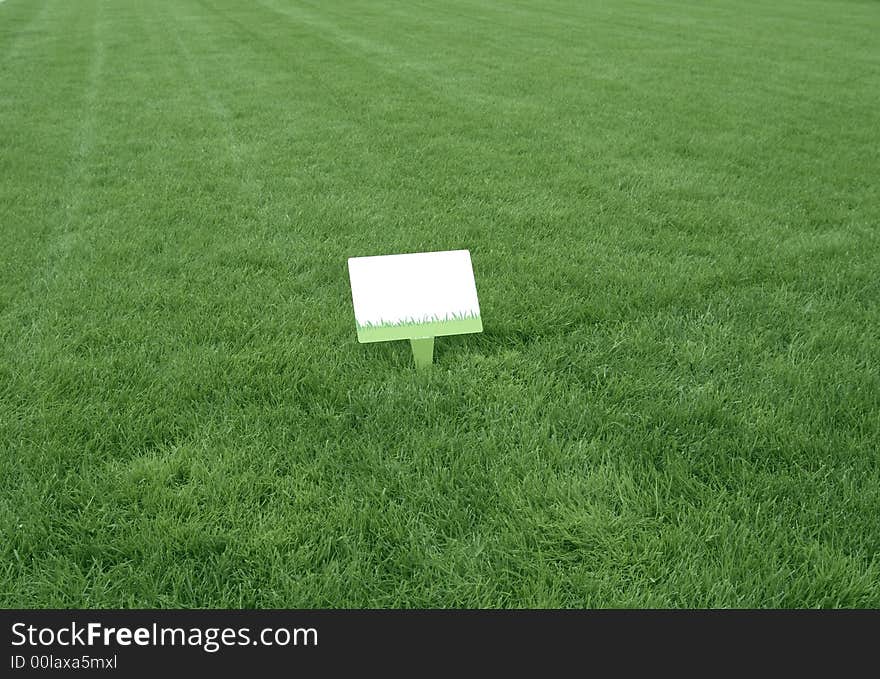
[347,250,482,343]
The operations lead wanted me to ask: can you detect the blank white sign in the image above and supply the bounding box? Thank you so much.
[348,250,482,342]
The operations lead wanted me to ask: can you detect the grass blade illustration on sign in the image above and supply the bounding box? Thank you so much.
[348,250,482,367]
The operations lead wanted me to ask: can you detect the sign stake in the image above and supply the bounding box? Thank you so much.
[410,337,434,369]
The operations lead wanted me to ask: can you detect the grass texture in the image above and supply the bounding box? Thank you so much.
[1,0,879,608]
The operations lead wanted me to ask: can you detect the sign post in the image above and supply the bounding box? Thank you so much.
[347,250,483,368]
[409,337,435,369]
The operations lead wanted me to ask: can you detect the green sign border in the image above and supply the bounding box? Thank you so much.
[356,315,482,343]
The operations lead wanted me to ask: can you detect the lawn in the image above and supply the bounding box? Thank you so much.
[1,0,878,608]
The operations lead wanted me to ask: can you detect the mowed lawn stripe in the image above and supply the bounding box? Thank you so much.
[0,0,102,305]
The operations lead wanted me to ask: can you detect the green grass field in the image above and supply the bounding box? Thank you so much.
[2,0,879,608]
